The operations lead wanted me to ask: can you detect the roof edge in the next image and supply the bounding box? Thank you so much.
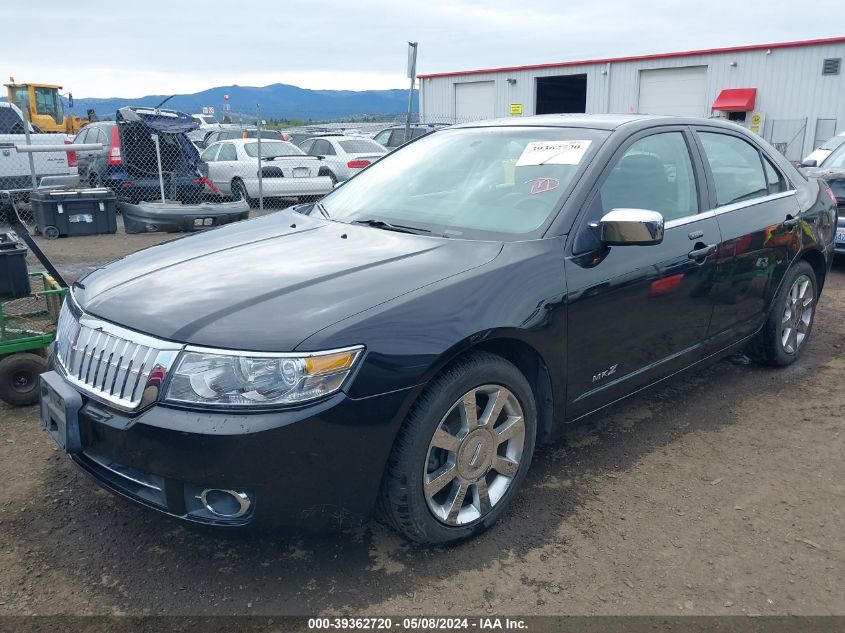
[417,35,845,79]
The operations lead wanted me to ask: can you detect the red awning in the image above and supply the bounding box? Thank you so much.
[712,88,757,111]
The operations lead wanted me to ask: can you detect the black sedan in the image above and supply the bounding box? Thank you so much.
[801,139,845,256]
[40,115,837,544]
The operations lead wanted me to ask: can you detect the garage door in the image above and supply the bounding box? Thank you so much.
[455,81,495,122]
[638,66,708,117]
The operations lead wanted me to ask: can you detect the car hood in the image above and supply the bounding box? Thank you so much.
[74,211,503,351]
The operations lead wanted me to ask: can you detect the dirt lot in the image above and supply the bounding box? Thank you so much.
[1,220,843,617]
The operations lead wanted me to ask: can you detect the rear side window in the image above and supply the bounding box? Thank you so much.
[388,130,406,147]
[217,144,237,161]
[74,128,90,144]
[373,130,391,145]
[339,139,385,154]
[698,132,768,206]
[313,139,336,156]
[762,156,786,195]
[599,132,699,222]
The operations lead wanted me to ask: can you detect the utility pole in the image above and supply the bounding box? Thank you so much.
[404,42,418,145]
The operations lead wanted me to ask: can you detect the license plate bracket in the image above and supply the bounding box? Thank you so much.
[39,371,83,453]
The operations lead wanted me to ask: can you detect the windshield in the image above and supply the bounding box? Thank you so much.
[245,141,304,157]
[340,139,386,154]
[320,127,607,240]
[820,135,845,151]
[820,140,845,169]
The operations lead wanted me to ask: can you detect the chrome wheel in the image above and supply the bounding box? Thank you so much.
[423,385,526,526]
[781,274,814,354]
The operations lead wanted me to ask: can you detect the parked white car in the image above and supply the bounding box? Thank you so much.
[803,132,845,166]
[0,102,77,194]
[200,139,333,205]
[298,135,387,184]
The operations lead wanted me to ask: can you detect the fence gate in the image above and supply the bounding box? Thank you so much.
[812,118,838,151]
[763,118,807,163]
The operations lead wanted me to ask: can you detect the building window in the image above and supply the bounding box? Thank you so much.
[822,58,841,75]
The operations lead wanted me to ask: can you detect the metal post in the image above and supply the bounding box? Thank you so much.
[256,105,263,212]
[151,133,166,203]
[405,42,418,145]
[21,106,38,189]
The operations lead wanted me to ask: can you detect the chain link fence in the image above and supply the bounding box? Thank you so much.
[0,100,422,242]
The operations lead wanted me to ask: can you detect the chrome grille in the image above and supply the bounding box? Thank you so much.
[55,298,183,411]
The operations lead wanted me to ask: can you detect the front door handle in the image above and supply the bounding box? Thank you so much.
[688,243,717,261]
[783,214,801,229]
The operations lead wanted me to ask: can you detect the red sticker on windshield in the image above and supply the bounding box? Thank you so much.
[526,177,560,195]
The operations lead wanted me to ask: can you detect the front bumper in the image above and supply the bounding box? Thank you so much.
[120,198,250,234]
[41,370,413,531]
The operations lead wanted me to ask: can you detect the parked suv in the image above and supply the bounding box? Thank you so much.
[74,107,205,203]
[40,115,836,544]
[372,123,448,151]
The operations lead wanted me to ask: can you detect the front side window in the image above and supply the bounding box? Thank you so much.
[33,87,63,122]
[321,126,608,240]
[373,130,391,145]
[217,143,237,161]
[200,145,220,162]
[699,132,768,206]
[599,132,699,223]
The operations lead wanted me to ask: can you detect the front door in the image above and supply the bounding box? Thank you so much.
[565,128,721,418]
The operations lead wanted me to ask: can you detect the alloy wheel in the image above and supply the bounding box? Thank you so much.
[423,385,526,526]
[781,274,814,354]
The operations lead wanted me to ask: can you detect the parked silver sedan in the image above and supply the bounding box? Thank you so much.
[200,139,333,206]
[298,135,387,184]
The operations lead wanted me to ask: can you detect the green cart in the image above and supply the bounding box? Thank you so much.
[0,272,66,406]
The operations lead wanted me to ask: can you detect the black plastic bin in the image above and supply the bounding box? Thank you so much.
[0,233,30,298]
[30,188,118,239]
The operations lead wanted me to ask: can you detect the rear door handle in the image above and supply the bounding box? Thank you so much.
[688,243,717,260]
[783,214,800,229]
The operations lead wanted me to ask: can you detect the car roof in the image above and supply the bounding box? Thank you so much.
[207,138,294,146]
[449,113,746,132]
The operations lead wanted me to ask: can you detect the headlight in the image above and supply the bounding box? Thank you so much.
[163,345,363,407]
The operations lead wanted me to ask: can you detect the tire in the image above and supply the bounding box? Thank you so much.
[748,260,817,366]
[378,351,537,544]
[0,353,48,406]
[320,169,338,187]
[231,179,256,208]
[43,226,60,240]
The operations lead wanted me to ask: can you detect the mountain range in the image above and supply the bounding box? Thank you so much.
[67,83,419,121]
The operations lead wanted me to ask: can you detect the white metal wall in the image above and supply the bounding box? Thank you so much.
[419,41,845,158]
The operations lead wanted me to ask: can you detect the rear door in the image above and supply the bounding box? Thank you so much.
[565,127,721,418]
[692,127,800,349]
[212,143,238,194]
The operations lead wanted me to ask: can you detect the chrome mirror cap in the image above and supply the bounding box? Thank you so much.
[598,208,665,246]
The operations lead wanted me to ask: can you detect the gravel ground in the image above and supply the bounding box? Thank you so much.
[1,219,843,617]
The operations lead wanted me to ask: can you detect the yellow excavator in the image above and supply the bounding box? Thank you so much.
[4,81,91,134]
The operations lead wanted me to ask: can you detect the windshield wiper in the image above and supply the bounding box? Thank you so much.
[313,201,331,219]
[350,219,431,235]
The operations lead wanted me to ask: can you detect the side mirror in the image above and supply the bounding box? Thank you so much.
[598,208,664,246]
[800,159,817,168]
[68,93,74,108]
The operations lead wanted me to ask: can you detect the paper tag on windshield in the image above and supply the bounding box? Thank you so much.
[516,140,591,167]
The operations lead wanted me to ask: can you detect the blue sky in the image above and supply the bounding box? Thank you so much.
[3,0,841,97]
